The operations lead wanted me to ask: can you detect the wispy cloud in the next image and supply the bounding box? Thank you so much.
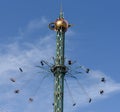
[0,17,55,112]
[27,17,48,31]
[64,70,120,111]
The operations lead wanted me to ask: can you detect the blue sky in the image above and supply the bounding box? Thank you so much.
[0,0,120,112]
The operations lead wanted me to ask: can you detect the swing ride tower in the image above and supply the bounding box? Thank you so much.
[49,9,71,112]
[9,4,106,112]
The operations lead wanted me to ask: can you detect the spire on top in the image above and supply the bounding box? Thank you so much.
[59,2,64,18]
[49,1,71,32]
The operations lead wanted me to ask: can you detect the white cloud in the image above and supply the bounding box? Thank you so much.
[27,17,48,31]
[64,70,120,110]
[0,17,55,112]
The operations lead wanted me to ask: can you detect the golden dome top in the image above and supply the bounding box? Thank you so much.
[55,18,68,31]
[49,18,70,32]
[48,9,72,32]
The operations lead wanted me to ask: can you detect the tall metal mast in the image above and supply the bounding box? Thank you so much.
[49,8,71,112]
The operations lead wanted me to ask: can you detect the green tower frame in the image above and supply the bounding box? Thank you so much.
[49,10,71,112]
[54,29,65,112]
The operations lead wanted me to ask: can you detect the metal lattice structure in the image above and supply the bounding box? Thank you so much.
[49,10,70,112]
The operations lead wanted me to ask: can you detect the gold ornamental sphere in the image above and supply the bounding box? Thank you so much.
[49,18,72,32]
[55,18,68,31]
